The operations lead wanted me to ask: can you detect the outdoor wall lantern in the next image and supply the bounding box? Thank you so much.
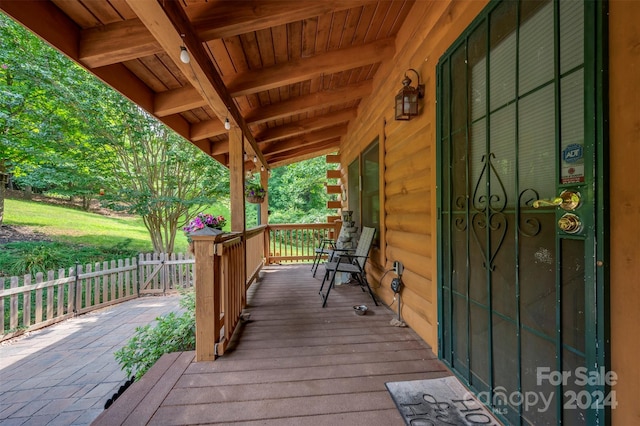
[394,68,425,121]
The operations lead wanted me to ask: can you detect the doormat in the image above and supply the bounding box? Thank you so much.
[385,376,501,425]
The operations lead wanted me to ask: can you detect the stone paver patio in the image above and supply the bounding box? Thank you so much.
[0,294,183,425]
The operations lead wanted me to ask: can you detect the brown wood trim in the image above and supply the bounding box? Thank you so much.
[246,225,268,239]
[326,185,342,194]
[326,169,342,179]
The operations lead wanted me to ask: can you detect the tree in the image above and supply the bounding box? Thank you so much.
[1,13,227,252]
[103,100,228,253]
[267,157,333,223]
[1,13,117,219]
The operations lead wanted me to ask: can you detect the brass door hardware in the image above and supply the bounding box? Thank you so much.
[533,190,581,211]
[558,213,583,234]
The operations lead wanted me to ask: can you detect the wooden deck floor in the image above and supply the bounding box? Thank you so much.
[92,264,452,425]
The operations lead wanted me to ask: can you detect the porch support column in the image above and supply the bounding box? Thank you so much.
[229,128,245,233]
[260,169,269,225]
[260,169,270,264]
[228,127,247,304]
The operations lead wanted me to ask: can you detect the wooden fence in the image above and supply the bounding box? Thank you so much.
[1,222,339,344]
[0,252,194,341]
[266,223,341,264]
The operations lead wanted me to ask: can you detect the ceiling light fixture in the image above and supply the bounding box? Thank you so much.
[179,46,190,64]
[261,166,265,172]
[253,156,258,163]
[224,117,231,130]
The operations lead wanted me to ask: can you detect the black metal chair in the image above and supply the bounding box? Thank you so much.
[319,226,378,308]
[311,237,336,277]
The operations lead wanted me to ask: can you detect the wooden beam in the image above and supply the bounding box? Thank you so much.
[268,146,339,168]
[255,109,357,144]
[125,0,268,169]
[326,154,341,163]
[226,38,395,97]
[193,140,213,156]
[265,139,340,164]
[326,185,342,194]
[191,119,226,141]
[261,125,348,156]
[327,200,342,209]
[245,80,372,125]
[208,120,347,158]
[327,169,342,179]
[79,18,163,68]
[0,0,80,60]
[155,87,207,117]
[191,1,376,41]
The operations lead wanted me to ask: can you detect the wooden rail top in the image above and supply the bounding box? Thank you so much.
[268,223,340,229]
[246,225,267,238]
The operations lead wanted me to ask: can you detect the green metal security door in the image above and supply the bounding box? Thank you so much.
[437,1,607,425]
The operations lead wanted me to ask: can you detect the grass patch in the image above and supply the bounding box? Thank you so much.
[5,198,153,251]
[2,198,233,278]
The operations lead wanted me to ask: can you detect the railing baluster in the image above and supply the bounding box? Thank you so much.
[264,223,340,263]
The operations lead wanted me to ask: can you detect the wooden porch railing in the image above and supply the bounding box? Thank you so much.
[266,222,341,264]
[191,225,266,361]
[246,225,266,287]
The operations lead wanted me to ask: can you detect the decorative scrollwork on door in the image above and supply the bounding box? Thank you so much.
[454,195,467,231]
[471,153,508,271]
[518,188,542,237]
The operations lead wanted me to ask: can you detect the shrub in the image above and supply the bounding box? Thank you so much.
[114,291,195,380]
[0,240,138,278]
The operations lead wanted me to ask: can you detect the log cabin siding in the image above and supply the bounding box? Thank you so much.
[339,0,640,422]
[338,0,489,349]
[609,2,640,424]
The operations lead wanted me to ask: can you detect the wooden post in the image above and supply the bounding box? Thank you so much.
[193,236,220,361]
[228,126,247,303]
[260,170,270,264]
[260,169,269,226]
[229,128,245,233]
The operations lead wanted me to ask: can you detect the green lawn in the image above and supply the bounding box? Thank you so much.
[5,198,153,251]
[1,198,233,277]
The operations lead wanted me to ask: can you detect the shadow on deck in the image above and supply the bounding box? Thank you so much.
[93,264,451,425]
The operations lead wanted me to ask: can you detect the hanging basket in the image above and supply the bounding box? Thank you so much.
[246,195,265,204]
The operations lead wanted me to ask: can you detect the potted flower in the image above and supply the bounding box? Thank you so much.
[245,180,266,204]
[183,213,226,242]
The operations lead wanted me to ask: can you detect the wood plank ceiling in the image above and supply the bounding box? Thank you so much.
[0,0,414,171]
